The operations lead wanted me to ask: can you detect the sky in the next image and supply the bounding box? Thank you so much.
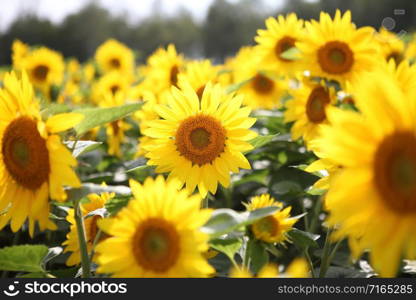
[0,0,286,31]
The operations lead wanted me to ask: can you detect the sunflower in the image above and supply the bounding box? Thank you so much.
[234,55,288,110]
[297,10,379,85]
[142,44,185,97]
[0,72,83,234]
[311,70,416,277]
[63,190,114,266]
[177,59,221,99]
[244,194,297,244]
[284,78,336,145]
[100,92,131,158]
[91,71,132,104]
[376,28,405,64]
[95,39,134,75]
[95,176,214,277]
[254,13,304,77]
[143,82,257,197]
[305,158,340,190]
[19,47,65,96]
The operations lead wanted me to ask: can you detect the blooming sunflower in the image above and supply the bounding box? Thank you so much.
[376,28,405,64]
[63,190,114,266]
[0,72,83,234]
[19,47,65,96]
[91,71,132,104]
[297,10,378,85]
[312,70,416,277]
[284,79,336,145]
[254,13,304,77]
[143,82,257,197]
[234,55,288,110]
[95,39,134,75]
[143,44,185,96]
[95,176,214,277]
[244,194,297,244]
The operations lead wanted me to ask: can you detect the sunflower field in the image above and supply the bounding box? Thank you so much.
[0,10,416,279]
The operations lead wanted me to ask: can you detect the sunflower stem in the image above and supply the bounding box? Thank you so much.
[304,247,316,278]
[74,199,91,278]
[89,229,102,261]
[318,226,333,278]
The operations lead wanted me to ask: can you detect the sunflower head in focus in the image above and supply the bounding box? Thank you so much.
[244,194,297,244]
[312,69,416,277]
[284,78,336,145]
[19,47,65,96]
[95,39,134,75]
[0,72,83,235]
[297,10,379,86]
[255,13,304,77]
[143,81,257,197]
[95,176,214,277]
[63,190,114,266]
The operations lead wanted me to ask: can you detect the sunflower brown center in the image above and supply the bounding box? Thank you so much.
[110,85,120,95]
[306,86,331,123]
[2,117,50,190]
[109,58,121,69]
[254,216,279,236]
[374,131,416,214]
[252,74,274,95]
[110,121,120,135]
[176,114,226,166]
[133,218,180,272]
[32,65,49,82]
[275,36,296,62]
[170,65,179,87]
[317,41,354,74]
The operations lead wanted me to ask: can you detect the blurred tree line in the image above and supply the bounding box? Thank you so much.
[0,0,415,65]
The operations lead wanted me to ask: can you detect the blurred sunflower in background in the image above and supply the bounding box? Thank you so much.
[15,46,65,97]
[0,72,83,235]
[376,27,405,64]
[284,78,336,145]
[95,39,135,75]
[298,10,379,85]
[143,81,257,197]
[95,176,214,277]
[255,13,305,77]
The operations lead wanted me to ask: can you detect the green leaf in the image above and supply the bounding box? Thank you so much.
[74,103,142,137]
[271,180,303,195]
[126,165,153,173]
[0,245,48,272]
[65,183,131,203]
[105,195,131,216]
[201,206,279,238]
[247,239,269,274]
[226,78,251,94]
[17,272,49,278]
[41,103,71,119]
[288,228,320,249]
[42,247,63,267]
[248,134,279,151]
[210,238,242,260]
[65,140,102,157]
[280,47,301,60]
[307,188,326,196]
